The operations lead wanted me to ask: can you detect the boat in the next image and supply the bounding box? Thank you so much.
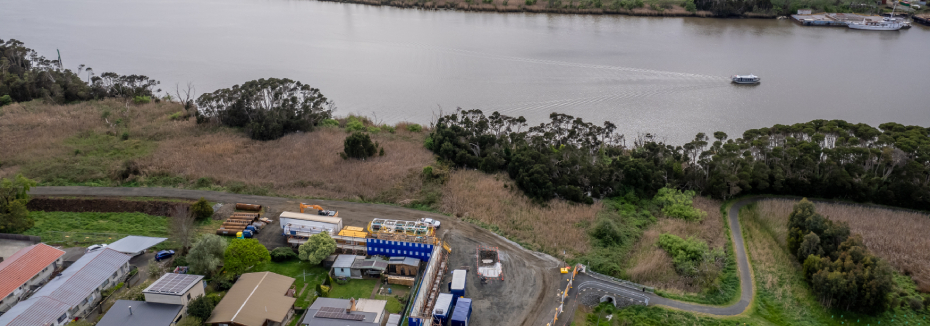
[850,2,905,30]
[731,74,760,84]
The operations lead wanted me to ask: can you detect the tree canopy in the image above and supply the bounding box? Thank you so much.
[187,234,228,275]
[223,239,270,275]
[196,78,334,140]
[428,109,930,210]
[298,232,337,265]
[0,174,37,234]
[186,295,216,322]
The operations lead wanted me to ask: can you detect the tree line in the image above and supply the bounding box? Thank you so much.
[427,109,930,210]
[0,39,160,104]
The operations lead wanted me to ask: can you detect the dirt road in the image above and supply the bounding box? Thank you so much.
[30,186,564,326]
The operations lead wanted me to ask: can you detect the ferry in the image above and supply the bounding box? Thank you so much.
[731,74,760,84]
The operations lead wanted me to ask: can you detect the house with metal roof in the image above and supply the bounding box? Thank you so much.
[95,300,184,326]
[0,244,65,314]
[143,273,205,308]
[331,255,358,279]
[0,248,131,326]
[350,257,388,278]
[106,236,168,256]
[205,272,296,326]
[386,257,420,276]
[300,298,387,326]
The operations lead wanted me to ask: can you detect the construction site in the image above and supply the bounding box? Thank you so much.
[206,200,565,326]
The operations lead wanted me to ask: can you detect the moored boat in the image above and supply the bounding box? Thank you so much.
[848,20,904,30]
[732,74,760,84]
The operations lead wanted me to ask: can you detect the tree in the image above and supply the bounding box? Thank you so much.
[191,197,213,221]
[187,234,228,275]
[342,132,380,159]
[196,78,334,140]
[169,205,196,255]
[187,295,216,322]
[270,247,298,262]
[298,232,337,265]
[798,232,823,261]
[224,239,270,275]
[0,174,37,233]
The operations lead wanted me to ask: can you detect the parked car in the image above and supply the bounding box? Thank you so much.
[155,250,175,262]
[419,218,441,229]
[86,244,107,253]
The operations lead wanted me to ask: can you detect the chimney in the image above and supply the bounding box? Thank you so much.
[348,298,356,313]
[128,306,132,315]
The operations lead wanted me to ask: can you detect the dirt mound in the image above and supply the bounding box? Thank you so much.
[27,196,192,217]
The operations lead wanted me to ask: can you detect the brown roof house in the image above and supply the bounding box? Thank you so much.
[205,272,296,326]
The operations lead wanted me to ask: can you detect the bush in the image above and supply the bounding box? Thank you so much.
[102,282,124,297]
[657,233,723,277]
[317,284,331,297]
[367,126,381,133]
[133,95,151,104]
[169,111,183,120]
[0,95,12,106]
[384,125,396,133]
[187,295,216,321]
[120,132,130,140]
[191,197,214,220]
[196,78,334,141]
[270,247,298,262]
[683,0,696,11]
[345,117,365,132]
[653,187,706,221]
[320,118,339,127]
[343,132,380,159]
[173,255,189,267]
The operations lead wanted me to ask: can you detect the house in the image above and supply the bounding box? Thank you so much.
[300,298,387,326]
[0,244,65,313]
[0,248,131,326]
[106,236,168,256]
[95,300,184,326]
[143,273,205,308]
[331,255,357,279]
[205,272,296,326]
[386,257,419,277]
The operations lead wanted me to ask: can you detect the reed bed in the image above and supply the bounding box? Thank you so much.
[439,170,602,257]
[758,199,930,292]
[626,197,726,293]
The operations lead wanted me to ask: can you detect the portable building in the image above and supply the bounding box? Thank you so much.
[450,298,472,326]
[280,211,343,237]
[432,293,453,326]
[332,255,357,278]
[387,256,420,276]
[450,269,467,304]
[386,314,402,326]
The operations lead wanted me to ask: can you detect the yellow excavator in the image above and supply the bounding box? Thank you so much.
[299,203,338,216]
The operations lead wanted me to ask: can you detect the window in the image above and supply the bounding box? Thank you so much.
[187,293,191,300]
[100,279,109,289]
[111,271,118,279]
[57,313,68,323]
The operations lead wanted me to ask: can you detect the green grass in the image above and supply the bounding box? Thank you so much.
[25,131,156,184]
[329,279,380,300]
[24,211,168,245]
[254,260,329,309]
[375,295,405,314]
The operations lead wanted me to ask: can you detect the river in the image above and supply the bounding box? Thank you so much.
[3,0,928,143]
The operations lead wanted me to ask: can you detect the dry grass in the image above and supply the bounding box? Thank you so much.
[758,199,930,293]
[438,169,602,257]
[0,100,435,201]
[625,197,726,293]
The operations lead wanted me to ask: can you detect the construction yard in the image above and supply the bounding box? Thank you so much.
[30,186,566,326]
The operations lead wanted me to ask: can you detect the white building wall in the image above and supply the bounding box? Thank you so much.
[0,257,63,313]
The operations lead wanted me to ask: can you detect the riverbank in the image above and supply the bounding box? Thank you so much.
[319,0,779,18]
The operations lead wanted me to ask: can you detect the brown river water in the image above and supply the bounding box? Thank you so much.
[3,0,928,143]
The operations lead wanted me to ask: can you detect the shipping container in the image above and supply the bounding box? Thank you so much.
[433,293,454,326]
[450,269,467,304]
[450,298,472,326]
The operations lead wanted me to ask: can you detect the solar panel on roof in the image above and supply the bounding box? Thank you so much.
[315,306,366,321]
[146,274,201,295]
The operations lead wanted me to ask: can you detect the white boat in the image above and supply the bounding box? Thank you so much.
[731,74,760,84]
[848,20,904,30]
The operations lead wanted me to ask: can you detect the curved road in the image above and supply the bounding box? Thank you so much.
[30,186,761,318]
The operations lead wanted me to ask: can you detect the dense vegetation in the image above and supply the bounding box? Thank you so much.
[658,233,725,279]
[196,78,334,140]
[428,109,930,210]
[342,131,384,159]
[0,174,36,233]
[1,39,159,104]
[787,199,894,312]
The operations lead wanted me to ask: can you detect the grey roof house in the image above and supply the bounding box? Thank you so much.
[95,300,184,326]
[301,298,387,326]
[0,248,131,326]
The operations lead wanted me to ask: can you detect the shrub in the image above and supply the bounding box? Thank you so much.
[196,78,334,141]
[271,247,298,262]
[102,282,124,297]
[368,126,381,133]
[320,118,339,127]
[384,125,396,133]
[187,295,216,321]
[317,284,331,297]
[0,95,12,106]
[191,197,214,220]
[908,296,924,311]
[683,0,696,11]
[120,132,130,140]
[133,95,151,104]
[345,117,365,132]
[169,111,183,120]
[343,132,380,159]
[653,187,706,221]
[422,166,434,178]
[657,233,723,277]
[173,255,188,267]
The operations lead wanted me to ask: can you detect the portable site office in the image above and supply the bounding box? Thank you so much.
[280,211,343,246]
[450,270,467,305]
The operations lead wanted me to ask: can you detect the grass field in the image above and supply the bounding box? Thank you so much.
[23,211,168,245]
[756,199,930,293]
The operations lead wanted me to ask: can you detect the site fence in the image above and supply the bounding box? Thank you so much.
[582,266,655,293]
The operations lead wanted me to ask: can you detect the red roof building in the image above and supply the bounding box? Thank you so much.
[0,244,65,313]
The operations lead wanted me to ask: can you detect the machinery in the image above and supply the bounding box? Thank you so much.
[300,203,338,216]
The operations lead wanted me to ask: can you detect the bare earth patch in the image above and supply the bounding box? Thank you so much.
[757,199,930,292]
[626,197,725,294]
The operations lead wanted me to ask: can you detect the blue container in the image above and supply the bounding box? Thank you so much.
[450,270,466,305]
[450,298,472,326]
[432,293,453,326]
[366,238,434,260]
[246,225,256,232]
[242,230,253,238]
